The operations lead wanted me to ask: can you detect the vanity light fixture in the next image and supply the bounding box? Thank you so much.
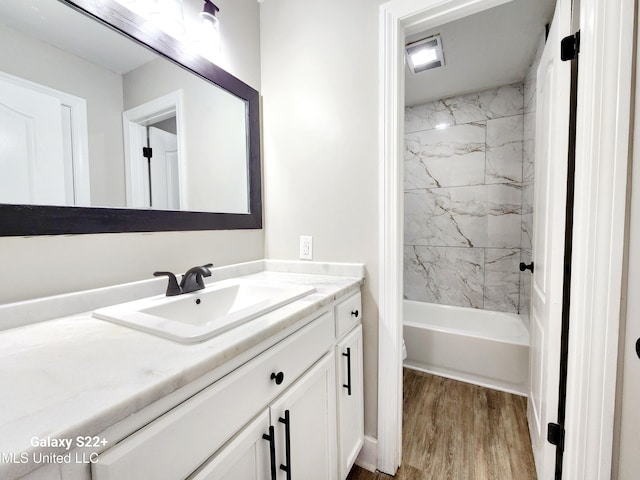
[406,34,445,74]
[200,0,220,29]
[194,0,221,57]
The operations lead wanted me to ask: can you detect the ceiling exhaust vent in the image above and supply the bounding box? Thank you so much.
[406,34,445,74]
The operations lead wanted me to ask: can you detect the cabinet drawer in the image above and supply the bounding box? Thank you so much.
[335,292,362,339]
[93,311,334,480]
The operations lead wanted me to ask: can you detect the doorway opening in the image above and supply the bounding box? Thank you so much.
[374,0,581,477]
[401,0,563,478]
[377,0,633,478]
[122,90,185,209]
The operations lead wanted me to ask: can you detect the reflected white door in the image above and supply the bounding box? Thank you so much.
[148,126,180,210]
[615,63,640,476]
[0,77,66,205]
[528,0,572,478]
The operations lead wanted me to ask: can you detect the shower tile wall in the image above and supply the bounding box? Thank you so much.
[404,83,525,313]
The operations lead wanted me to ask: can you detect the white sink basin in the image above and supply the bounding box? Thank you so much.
[93,280,316,343]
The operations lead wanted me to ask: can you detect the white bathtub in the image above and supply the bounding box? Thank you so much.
[403,300,529,396]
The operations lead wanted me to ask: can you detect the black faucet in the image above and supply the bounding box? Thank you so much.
[180,263,213,293]
[154,263,213,296]
[153,271,182,296]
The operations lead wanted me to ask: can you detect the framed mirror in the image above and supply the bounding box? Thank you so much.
[0,0,262,235]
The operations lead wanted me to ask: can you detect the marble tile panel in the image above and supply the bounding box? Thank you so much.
[523,112,536,182]
[519,249,533,316]
[405,103,458,135]
[524,67,537,115]
[524,34,545,114]
[405,83,524,133]
[521,182,534,252]
[484,248,520,313]
[524,80,536,115]
[404,184,522,249]
[404,122,486,189]
[404,245,484,309]
[486,115,523,184]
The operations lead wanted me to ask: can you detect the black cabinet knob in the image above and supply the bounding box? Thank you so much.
[270,371,284,385]
[636,338,640,359]
[519,262,534,273]
[351,309,359,318]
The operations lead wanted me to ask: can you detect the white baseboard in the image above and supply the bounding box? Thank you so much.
[355,435,378,473]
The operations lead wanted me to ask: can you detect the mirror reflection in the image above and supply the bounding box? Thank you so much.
[0,0,250,214]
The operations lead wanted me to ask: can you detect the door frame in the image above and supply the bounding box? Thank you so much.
[122,90,186,209]
[376,0,635,477]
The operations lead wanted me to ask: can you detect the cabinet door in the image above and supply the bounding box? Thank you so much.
[187,410,272,480]
[271,352,338,480]
[336,325,364,479]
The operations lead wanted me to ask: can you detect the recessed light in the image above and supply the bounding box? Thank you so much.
[410,48,438,67]
[406,34,445,74]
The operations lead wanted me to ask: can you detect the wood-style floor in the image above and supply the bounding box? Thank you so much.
[348,369,536,480]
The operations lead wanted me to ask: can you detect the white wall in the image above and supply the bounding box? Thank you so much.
[260,0,383,437]
[0,0,263,305]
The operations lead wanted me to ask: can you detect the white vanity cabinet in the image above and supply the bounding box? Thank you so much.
[336,324,364,479]
[186,410,272,480]
[188,352,337,480]
[271,352,337,480]
[92,289,363,480]
[334,292,364,479]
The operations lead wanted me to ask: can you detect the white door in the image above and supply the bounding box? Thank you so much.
[0,77,66,205]
[148,126,180,210]
[187,410,271,480]
[527,0,572,478]
[336,325,364,480]
[615,99,640,478]
[271,352,338,480]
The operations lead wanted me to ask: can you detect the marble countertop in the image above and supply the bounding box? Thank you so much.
[0,265,363,479]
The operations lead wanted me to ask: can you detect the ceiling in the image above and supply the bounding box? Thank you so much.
[0,0,156,75]
[405,0,557,106]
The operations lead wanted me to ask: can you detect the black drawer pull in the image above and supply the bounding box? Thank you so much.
[270,371,284,385]
[262,426,277,480]
[279,410,292,479]
[351,309,359,318]
[342,347,352,396]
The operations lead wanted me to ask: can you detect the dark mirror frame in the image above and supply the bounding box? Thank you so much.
[0,0,262,236]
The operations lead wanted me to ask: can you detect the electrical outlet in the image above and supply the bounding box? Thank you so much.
[299,235,313,260]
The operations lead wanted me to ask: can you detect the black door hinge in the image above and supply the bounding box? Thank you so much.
[142,147,153,159]
[561,31,580,61]
[547,422,565,450]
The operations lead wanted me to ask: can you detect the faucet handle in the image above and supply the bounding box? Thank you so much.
[180,263,214,293]
[153,271,182,296]
[193,263,214,281]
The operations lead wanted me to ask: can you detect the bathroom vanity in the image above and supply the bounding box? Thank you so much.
[0,261,364,480]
